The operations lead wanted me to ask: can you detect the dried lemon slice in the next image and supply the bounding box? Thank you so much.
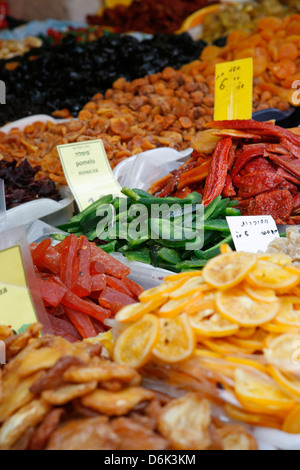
[258,252,292,266]
[264,333,300,374]
[189,309,239,338]
[275,298,300,328]
[169,276,207,300]
[234,368,296,412]
[114,314,159,369]
[115,298,164,323]
[153,314,195,363]
[139,279,185,303]
[202,252,257,290]
[283,405,300,434]
[248,261,300,292]
[184,291,216,315]
[268,365,300,400]
[216,287,279,326]
[243,284,278,303]
[158,298,192,318]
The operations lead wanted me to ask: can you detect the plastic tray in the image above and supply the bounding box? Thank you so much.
[113,147,192,190]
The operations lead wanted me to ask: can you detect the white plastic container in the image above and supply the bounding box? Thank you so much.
[113,147,193,190]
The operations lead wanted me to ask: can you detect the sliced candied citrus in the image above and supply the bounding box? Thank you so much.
[115,298,164,323]
[165,271,203,282]
[85,331,114,357]
[283,405,300,434]
[216,288,279,327]
[258,252,292,266]
[202,338,250,355]
[261,322,300,335]
[264,334,300,374]
[225,404,283,430]
[220,244,233,254]
[275,298,300,328]
[158,298,192,318]
[226,357,267,374]
[234,368,296,412]
[152,314,195,363]
[228,336,263,353]
[235,327,256,339]
[268,365,300,400]
[114,314,159,369]
[243,284,278,303]
[139,279,185,303]
[169,276,207,300]
[189,309,239,338]
[185,291,216,316]
[202,252,257,290]
[193,348,222,359]
[248,261,300,292]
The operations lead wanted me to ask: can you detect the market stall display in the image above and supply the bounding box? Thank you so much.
[31,235,143,341]
[0,323,257,450]
[149,120,300,225]
[87,0,219,35]
[1,0,300,452]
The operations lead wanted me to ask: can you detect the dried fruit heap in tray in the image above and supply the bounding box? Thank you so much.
[31,236,143,341]
[0,159,59,209]
[0,324,257,450]
[152,119,300,224]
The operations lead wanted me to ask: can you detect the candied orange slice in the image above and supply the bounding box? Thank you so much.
[189,309,239,338]
[158,298,192,318]
[193,348,222,359]
[264,333,300,374]
[216,287,279,326]
[268,365,300,400]
[225,404,283,430]
[114,314,159,369]
[248,261,300,292]
[202,338,250,355]
[164,271,203,282]
[139,279,185,303]
[152,314,195,363]
[283,405,300,434]
[243,284,278,303]
[202,252,257,290]
[184,291,216,315]
[235,327,257,339]
[115,298,164,323]
[259,252,292,266]
[234,368,296,412]
[226,357,267,374]
[169,276,206,300]
[275,298,300,328]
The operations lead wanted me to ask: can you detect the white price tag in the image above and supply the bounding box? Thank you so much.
[226,216,280,253]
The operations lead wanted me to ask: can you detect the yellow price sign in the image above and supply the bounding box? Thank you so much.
[214,58,253,121]
[0,245,37,331]
[57,139,123,212]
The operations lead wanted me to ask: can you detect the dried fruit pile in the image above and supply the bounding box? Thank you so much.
[151,120,300,224]
[201,0,300,43]
[0,159,59,209]
[0,36,42,60]
[31,236,143,341]
[199,14,300,103]
[0,324,256,450]
[113,248,300,432]
[0,33,207,125]
[0,64,289,186]
[88,0,218,35]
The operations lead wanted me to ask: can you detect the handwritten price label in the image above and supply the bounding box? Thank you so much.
[57,139,122,212]
[226,215,280,253]
[214,58,253,121]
